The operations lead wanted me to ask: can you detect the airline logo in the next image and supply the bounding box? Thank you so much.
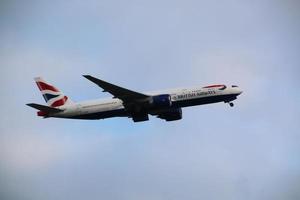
[203,84,227,90]
[35,77,68,107]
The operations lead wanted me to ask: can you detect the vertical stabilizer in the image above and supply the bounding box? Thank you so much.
[34,77,73,107]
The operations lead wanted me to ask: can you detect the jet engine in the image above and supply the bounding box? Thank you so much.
[150,94,172,108]
[158,108,182,121]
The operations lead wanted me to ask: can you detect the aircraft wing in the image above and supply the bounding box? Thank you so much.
[83,75,150,102]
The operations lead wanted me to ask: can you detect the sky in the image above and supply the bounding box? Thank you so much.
[0,0,300,199]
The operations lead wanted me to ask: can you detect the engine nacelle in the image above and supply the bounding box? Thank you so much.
[159,108,182,121]
[132,113,149,122]
[151,94,172,108]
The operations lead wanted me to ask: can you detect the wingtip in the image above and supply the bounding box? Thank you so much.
[83,75,93,80]
[83,75,99,82]
[34,77,43,81]
[26,103,36,109]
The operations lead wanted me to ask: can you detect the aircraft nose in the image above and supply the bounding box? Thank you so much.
[231,85,242,95]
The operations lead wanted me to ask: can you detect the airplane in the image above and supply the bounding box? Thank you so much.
[27,75,243,122]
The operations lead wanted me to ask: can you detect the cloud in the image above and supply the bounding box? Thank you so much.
[1,132,68,172]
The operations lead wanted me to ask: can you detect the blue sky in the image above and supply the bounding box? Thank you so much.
[0,0,299,199]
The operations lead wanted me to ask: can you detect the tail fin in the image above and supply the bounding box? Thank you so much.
[34,77,73,107]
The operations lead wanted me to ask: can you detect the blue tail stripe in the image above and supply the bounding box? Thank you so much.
[43,93,60,102]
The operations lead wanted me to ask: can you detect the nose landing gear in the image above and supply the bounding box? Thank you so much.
[224,101,235,107]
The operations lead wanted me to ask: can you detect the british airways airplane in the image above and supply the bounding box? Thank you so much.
[27,75,242,122]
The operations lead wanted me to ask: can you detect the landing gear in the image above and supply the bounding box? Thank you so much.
[229,102,234,107]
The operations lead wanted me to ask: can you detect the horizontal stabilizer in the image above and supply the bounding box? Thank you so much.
[26,103,63,113]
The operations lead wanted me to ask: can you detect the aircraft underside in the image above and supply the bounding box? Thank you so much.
[66,93,238,121]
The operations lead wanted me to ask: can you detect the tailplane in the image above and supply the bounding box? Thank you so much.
[26,103,63,117]
[34,77,73,107]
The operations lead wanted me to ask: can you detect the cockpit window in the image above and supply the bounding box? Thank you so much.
[219,85,227,90]
[232,85,238,88]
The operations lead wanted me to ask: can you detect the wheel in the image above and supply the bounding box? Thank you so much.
[229,102,234,107]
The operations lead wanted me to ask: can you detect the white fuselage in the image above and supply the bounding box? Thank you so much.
[49,85,242,120]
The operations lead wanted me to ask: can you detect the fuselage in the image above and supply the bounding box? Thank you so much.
[49,84,242,120]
